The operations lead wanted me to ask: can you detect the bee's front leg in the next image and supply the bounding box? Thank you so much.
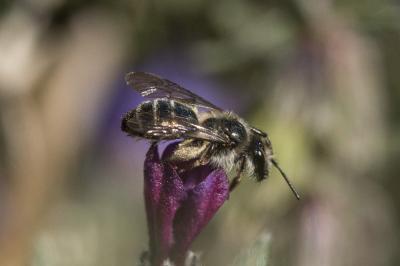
[229,156,246,192]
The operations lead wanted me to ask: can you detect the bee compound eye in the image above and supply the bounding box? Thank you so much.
[253,148,267,181]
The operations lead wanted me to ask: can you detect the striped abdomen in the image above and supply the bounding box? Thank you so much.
[121,99,198,140]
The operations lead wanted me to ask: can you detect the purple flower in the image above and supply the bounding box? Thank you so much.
[143,142,229,266]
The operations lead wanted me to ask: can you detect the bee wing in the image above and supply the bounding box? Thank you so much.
[186,122,230,143]
[123,111,229,143]
[125,72,223,111]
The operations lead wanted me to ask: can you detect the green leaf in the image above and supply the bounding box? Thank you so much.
[231,232,272,266]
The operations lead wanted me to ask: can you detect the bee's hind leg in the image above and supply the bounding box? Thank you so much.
[197,143,213,166]
[229,157,246,192]
[167,139,209,165]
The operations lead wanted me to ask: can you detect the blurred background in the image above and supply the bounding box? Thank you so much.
[0,0,399,265]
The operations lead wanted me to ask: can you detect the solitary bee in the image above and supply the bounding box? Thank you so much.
[122,72,300,199]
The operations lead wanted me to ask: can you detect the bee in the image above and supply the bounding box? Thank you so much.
[121,72,300,199]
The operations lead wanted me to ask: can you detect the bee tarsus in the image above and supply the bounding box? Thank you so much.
[229,156,246,192]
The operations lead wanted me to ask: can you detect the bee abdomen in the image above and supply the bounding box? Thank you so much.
[173,101,198,122]
[121,99,199,139]
[121,101,149,136]
[152,99,198,122]
[121,109,136,133]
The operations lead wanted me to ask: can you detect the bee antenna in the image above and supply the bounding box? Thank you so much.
[271,159,300,200]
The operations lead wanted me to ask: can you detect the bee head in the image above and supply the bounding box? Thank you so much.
[248,135,270,182]
[249,128,300,199]
[248,127,276,181]
[249,131,300,200]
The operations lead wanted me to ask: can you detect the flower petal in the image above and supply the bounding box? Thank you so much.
[180,165,215,191]
[171,168,229,264]
[144,143,187,265]
[143,143,164,263]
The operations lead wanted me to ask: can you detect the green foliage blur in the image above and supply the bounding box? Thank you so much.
[0,0,399,265]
